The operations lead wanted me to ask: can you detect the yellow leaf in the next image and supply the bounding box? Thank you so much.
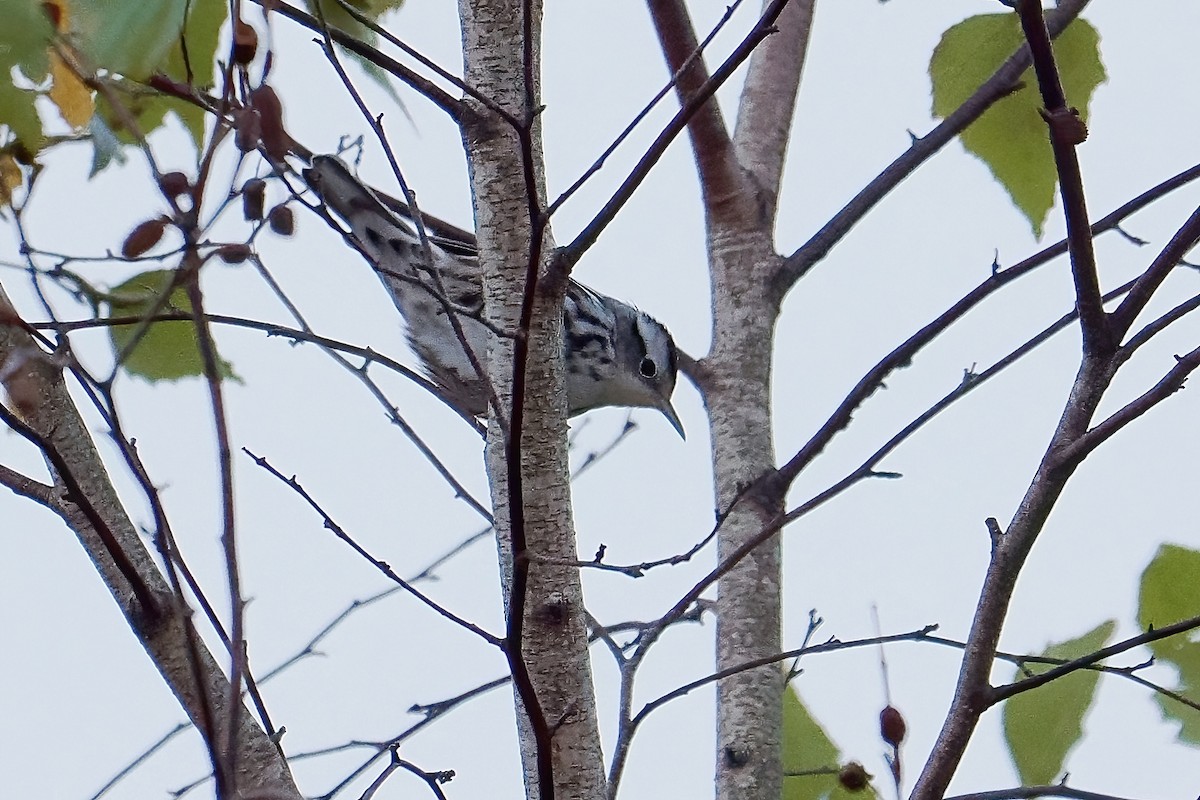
[49,51,94,129]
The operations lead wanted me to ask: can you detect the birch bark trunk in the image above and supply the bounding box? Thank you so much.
[457,3,606,798]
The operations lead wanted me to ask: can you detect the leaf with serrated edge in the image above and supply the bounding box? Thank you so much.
[1002,619,1115,785]
[930,14,1105,238]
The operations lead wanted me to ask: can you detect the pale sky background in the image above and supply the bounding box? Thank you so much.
[3,2,1200,799]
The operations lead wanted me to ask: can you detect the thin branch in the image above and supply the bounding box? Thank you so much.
[645,0,738,209]
[923,633,1200,713]
[545,0,744,220]
[1050,344,1200,469]
[945,786,1143,800]
[988,613,1200,704]
[612,626,940,786]
[560,0,790,268]
[182,261,249,786]
[30,310,476,427]
[245,254,494,519]
[1110,204,1200,339]
[1119,291,1200,357]
[326,0,518,125]
[774,161,1200,488]
[1016,0,1108,353]
[393,758,454,800]
[775,0,1091,295]
[0,462,55,505]
[256,0,466,120]
[88,724,191,800]
[243,448,503,646]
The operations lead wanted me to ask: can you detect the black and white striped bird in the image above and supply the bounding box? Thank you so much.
[304,155,684,437]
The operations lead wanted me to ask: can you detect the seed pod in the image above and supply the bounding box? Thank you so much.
[233,20,258,65]
[234,107,261,154]
[880,705,907,747]
[249,84,290,161]
[267,204,294,236]
[216,243,253,264]
[838,762,871,792]
[121,217,168,258]
[242,178,266,221]
[159,171,190,199]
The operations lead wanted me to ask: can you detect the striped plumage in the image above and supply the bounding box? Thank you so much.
[304,155,684,437]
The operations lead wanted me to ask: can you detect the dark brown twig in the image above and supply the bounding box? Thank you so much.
[775,0,1092,295]
[243,448,503,646]
[1015,0,1108,353]
[561,0,790,268]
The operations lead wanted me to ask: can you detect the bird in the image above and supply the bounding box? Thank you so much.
[303,155,685,438]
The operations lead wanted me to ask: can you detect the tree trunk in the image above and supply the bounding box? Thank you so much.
[458,3,606,799]
[0,286,300,799]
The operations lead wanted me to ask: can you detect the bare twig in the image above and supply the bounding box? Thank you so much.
[945,786,1143,800]
[774,162,1200,488]
[561,0,790,268]
[256,0,466,119]
[243,448,503,646]
[988,613,1200,704]
[1015,0,1108,353]
[775,0,1092,295]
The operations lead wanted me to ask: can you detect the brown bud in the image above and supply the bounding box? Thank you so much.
[215,243,253,264]
[159,171,190,199]
[233,20,258,66]
[249,84,290,161]
[880,705,907,747]
[838,762,871,792]
[121,217,168,259]
[267,203,294,236]
[242,178,266,220]
[1039,106,1088,145]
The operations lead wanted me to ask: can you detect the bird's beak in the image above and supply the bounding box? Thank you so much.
[658,398,686,440]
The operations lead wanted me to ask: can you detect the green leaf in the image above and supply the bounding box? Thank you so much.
[69,0,187,80]
[154,0,226,146]
[930,14,1105,238]
[0,0,53,78]
[782,684,875,800]
[1002,620,1115,785]
[1138,544,1200,745]
[104,269,238,383]
[93,1,226,150]
[0,0,54,148]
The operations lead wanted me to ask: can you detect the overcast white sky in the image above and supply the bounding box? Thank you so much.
[3,2,1200,799]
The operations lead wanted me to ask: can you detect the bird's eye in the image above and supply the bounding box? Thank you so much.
[639,357,657,378]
